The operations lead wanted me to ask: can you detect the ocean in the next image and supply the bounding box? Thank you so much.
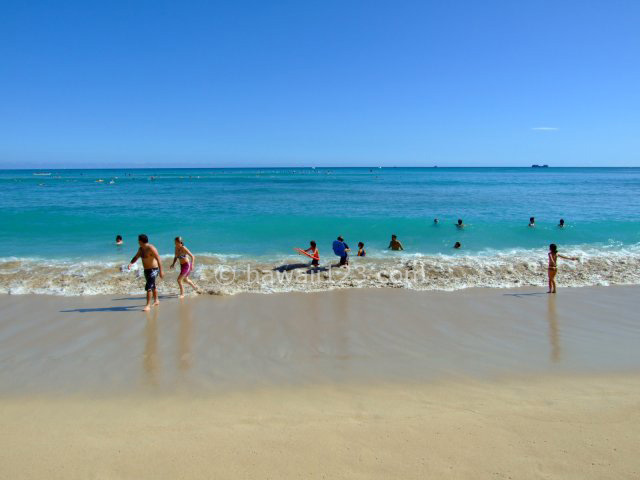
[1,167,639,295]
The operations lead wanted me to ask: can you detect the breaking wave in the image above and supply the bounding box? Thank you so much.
[1,244,640,296]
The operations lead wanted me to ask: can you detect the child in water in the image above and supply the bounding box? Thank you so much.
[302,240,320,267]
[170,236,200,297]
[547,243,578,293]
[357,242,366,256]
[388,235,404,251]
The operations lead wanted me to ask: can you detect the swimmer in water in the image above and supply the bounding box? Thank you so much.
[357,242,366,256]
[170,236,200,298]
[456,219,465,229]
[558,218,565,228]
[453,242,461,249]
[433,218,439,224]
[547,243,578,293]
[128,234,164,311]
[528,217,535,227]
[301,240,320,267]
[388,234,404,251]
[115,235,123,245]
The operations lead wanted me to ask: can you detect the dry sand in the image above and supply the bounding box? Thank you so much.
[1,286,639,478]
[2,377,639,479]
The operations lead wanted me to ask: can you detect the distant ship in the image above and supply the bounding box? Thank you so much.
[531,164,549,168]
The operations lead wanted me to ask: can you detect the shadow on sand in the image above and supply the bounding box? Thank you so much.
[61,305,142,313]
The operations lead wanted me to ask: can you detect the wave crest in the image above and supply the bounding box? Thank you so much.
[1,247,639,295]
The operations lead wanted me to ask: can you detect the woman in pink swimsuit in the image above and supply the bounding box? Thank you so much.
[170,236,200,297]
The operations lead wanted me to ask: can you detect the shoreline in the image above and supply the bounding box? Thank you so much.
[3,244,640,295]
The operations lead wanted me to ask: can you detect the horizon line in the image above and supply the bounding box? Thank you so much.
[1,165,640,171]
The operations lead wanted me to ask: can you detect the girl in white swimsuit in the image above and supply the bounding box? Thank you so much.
[547,243,578,293]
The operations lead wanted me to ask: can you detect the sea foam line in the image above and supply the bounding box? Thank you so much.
[1,245,640,296]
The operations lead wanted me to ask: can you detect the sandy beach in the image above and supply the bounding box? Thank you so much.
[1,286,639,478]
[4,0,639,476]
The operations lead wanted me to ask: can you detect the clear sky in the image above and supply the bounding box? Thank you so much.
[1,0,639,168]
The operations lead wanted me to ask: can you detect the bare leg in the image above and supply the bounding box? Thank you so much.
[548,269,557,293]
[177,276,185,298]
[143,290,152,311]
[152,288,159,306]
[184,277,199,293]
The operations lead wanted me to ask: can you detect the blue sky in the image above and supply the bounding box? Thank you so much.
[1,0,639,168]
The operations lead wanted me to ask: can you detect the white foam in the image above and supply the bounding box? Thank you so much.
[2,244,640,296]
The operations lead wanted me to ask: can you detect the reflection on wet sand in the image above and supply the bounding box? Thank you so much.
[3,287,638,395]
[142,301,194,388]
[178,299,193,372]
[547,294,561,363]
[143,308,159,386]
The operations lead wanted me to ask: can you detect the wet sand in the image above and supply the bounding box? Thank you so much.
[1,286,639,478]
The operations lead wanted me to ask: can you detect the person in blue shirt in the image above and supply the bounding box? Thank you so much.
[332,236,350,266]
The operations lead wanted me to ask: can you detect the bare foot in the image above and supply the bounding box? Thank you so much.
[153,301,160,306]
[142,305,151,312]
[179,294,185,299]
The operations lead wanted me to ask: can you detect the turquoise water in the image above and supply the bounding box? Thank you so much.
[2,167,639,259]
[1,167,640,294]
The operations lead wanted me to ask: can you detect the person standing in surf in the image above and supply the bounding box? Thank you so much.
[170,236,200,297]
[295,240,320,267]
[333,236,350,267]
[128,234,164,311]
[547,243,578,293]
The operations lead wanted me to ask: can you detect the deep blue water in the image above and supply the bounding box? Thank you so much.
[1,167,639,260]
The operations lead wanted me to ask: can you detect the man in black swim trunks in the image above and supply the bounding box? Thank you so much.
[128,234,164,311]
